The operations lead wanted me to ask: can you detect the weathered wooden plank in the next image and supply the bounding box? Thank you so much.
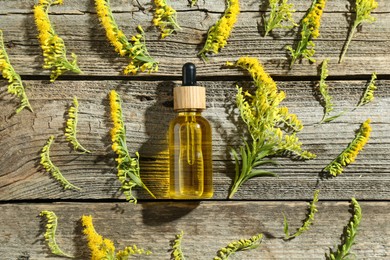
[0,201,388,259]
[1,0,390,14]
[0,1,389,77]
[1,80,389,200]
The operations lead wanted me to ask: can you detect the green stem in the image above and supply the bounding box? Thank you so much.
[168,16,181,30]
[290,55,297,69]
[339,22,359,63]
[228,178,244,199]
[142,183,156,199]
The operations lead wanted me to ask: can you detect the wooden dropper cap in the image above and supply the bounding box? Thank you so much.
[174,63,206,111]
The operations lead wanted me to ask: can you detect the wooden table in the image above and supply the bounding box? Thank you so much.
[1,0,389,259]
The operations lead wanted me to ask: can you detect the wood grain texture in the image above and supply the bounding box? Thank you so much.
[1,80,388,200]
[0,0,389,77]
[1,1,389,258]
[0,201,389,259]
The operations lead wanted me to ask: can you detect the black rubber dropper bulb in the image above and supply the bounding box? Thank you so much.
[182,62,196,86]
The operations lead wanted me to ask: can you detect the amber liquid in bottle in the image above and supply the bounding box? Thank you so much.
[169,110,212,199]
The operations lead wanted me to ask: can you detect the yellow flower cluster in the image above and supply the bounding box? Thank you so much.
[81,215,116,260]
[232,57,308,145]
[123,26,159,75]
[109,90,127,157]
[82,215,151,260]
[34,0,81,82]
[356,0,378,24]
[198,0,240,60]
[324,119,372,176]
[302,0,326,39]
[287,0,327,67]
[153,0,181,39]
[0,30,33,113]
[228,57,315,198]
[109,90,155,203]
[95,0,158,74]
[95,0,129,56]
[40,135,81,190]
[65,97,91,153]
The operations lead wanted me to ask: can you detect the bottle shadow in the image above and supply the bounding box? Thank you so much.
[138,81,176,200]
[141,201,200,226]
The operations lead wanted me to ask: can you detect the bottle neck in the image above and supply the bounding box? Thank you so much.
[176,109,203,115]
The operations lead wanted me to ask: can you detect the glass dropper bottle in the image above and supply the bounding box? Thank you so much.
[168,63,213,199]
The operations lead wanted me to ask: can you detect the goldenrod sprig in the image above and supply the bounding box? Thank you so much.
[95,0,158,74]
[213,233,263,260]
[318,59,333,121]
[40,211,73,258]
[34,0,82,82]
[287,0,327,67]
[263,0,298,37]
[317,59,345,123]
[0,30,33,113]
[40,135,81,190]
[339,0,378,63]
[109,90,156,203]
[357,72,377,107]
[284,190,320,240]
[153,0,181,39]
[82,215,151,260]
[198,0,240,61]
[326,198,362,260]
[65,97,91,153]
[227,57,316,198]
[323,119,372,177]
[171,231,185,260]
[81,215,116,260]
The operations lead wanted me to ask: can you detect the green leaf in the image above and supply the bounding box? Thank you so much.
[240,145,249,180]
[231,148,240,184]
[246,169,278,181]
[283,213,290,238]
[321,111,346,124]
[252,159,278,168]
